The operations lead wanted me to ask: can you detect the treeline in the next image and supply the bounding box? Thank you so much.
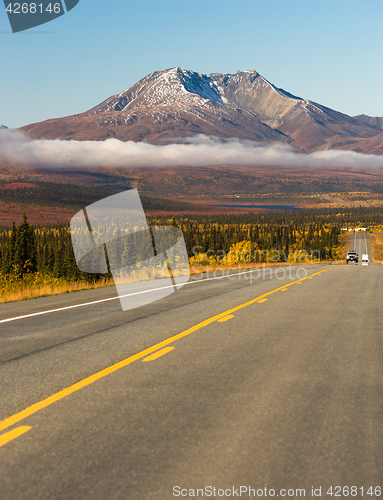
[1,207,382,281]
[153,215,341,261]
[0,182,119,209]
[153,207,383,259]
[0,215,92,281]
[0,181,199,213]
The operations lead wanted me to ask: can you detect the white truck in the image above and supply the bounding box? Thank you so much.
[346,251,358,264]
[361,254,369,265]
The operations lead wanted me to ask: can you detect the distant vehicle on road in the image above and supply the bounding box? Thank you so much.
[346,251,358,264]
[362,254,369,265]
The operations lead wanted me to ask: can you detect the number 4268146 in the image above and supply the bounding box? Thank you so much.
[327,486,381,497]
[6,3,61,14]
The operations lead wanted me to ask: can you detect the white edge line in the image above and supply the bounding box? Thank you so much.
[0,265,313,325]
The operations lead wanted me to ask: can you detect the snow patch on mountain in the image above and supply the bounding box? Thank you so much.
[174,68,223,103]
[89,68,308,120]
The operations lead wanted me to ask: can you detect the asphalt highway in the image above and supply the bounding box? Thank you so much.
[0,239,382,499]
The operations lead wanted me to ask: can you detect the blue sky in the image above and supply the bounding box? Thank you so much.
[1,0,382,129]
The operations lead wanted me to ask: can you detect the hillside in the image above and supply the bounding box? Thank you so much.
[1,165,383,226]
[21,68,383,154]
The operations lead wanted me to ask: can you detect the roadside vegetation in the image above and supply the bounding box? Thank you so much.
[1,207,382,304]
[370,233,383,263]
[0,215,112,304]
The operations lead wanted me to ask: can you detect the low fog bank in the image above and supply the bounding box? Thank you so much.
[1,130,382,170]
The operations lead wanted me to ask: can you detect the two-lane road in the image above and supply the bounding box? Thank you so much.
[349,230,372,265]
[0,257,382,499]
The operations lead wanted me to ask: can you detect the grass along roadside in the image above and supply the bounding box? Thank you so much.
[0,273,114,304]
[370,234,383,263]
[0,260,329,305]
[189,260,324,276]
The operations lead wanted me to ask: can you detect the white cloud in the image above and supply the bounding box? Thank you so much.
[1,130,383,169]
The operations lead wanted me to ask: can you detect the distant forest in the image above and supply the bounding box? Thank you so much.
[2,169,383,213]
[1,207,382,281]
[0,181,198,213]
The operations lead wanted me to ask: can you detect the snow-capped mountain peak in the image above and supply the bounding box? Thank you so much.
[95,68,225,114]
[91,67,306,118]
[20,68,383,155]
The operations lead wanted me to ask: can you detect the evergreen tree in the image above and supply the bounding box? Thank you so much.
[1,222,17,274]
[14,214,37,275]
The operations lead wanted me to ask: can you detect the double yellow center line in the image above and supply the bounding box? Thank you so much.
[0,266,344,447]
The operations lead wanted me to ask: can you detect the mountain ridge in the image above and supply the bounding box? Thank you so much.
[20,68,383,155]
